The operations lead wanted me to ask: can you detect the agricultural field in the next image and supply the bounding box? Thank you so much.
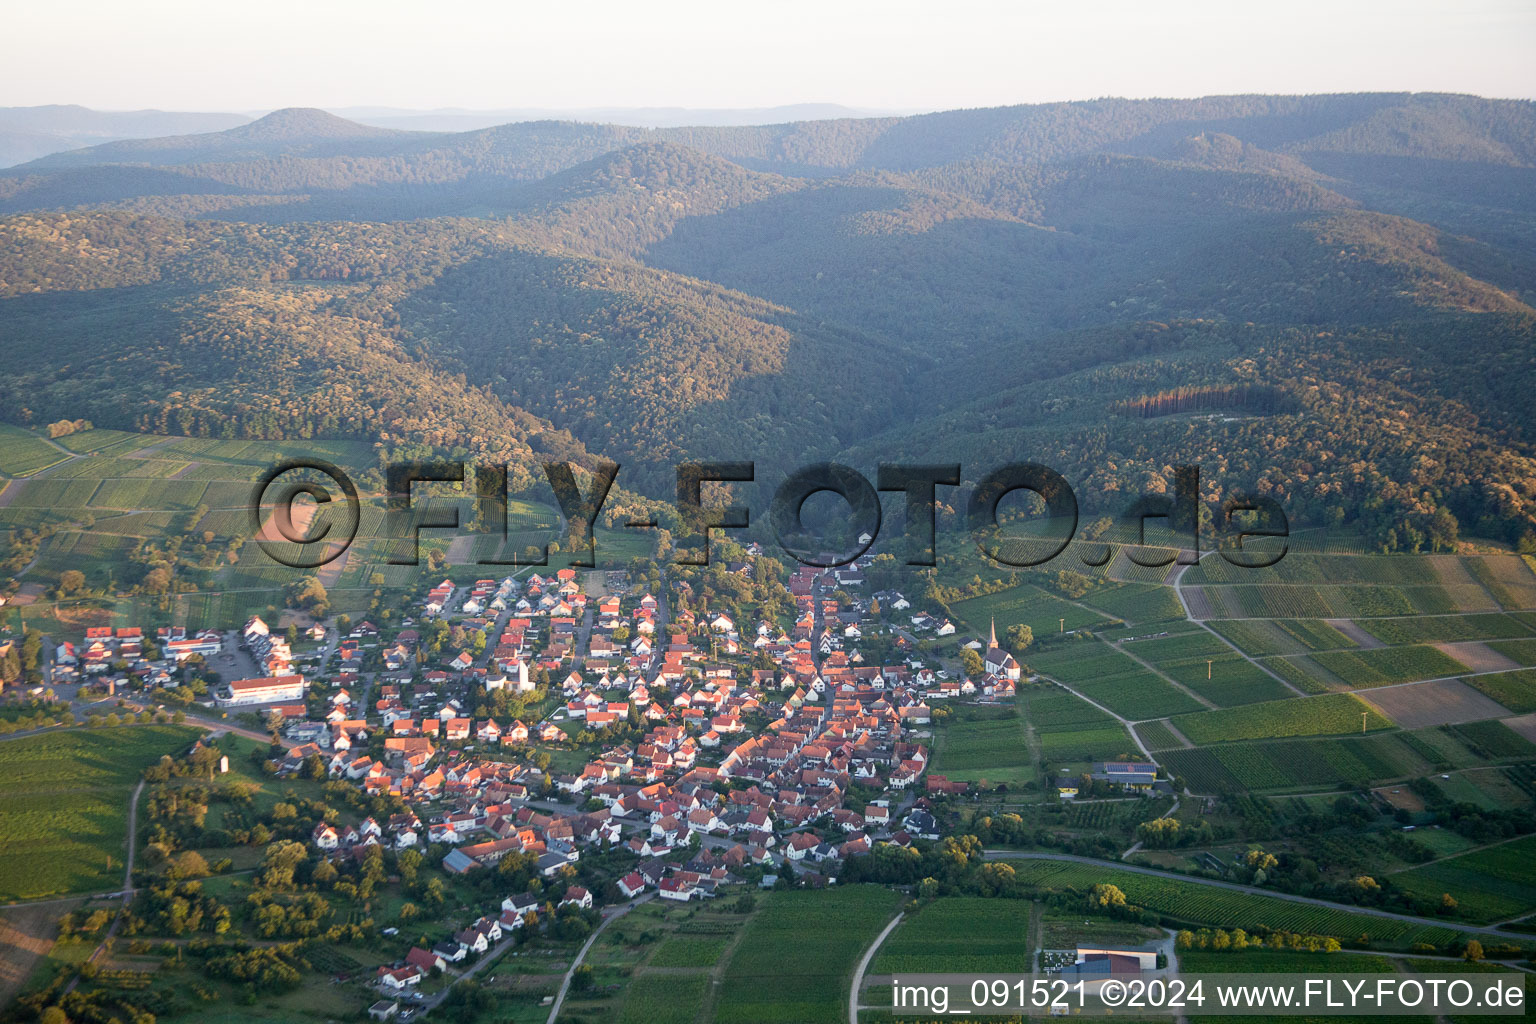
[647,933,731,968]
[1134,719,1186,751]
[0,725,201,901]
[931,707,1033,786]
[617,974,710,1024]
[1005,859,1464,948]
[0,425,70,477]
[1025,688,1140,764]
[1465,556,1536,610]
[1171,693,1390,745]
[1464,669,1536,713]
[1488,637,1536,666]
[1077,582,1185,625]
[1361,678,1513,729]
[1121,631,1294,705]
[951,584,1116,642]
[1178,949,1399,973]
[1388,835,1536,924]
[1450,720,1536,761]
[1261,654,1345,694]
[1185,552,1441,587]
[870,897,1034,974]
[1030,640,1205,719]
[714,885,902,1024]
[1312,645,1471,688]
[1156,652,1294,706]
[1358,613,1534,646]
[1161,732,1436,793]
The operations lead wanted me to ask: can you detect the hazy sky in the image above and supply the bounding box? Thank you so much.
[4,0,1534,112]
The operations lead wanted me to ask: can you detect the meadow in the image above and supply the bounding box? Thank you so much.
[0,725,201,901]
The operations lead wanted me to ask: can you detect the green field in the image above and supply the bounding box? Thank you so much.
[1025,688,1139,764]
[1464,668,1536,713]
[1388,835,1536,923]
[1488,637,1536,666]
[617,974,709,1024]
[932,708,1034,786]
[1358,613,1534,646]
[1171,693,1391,745]
[714,886,901,1024]
[1135,719,1184,751]
[1077,582,1185,624]
[871,896,1033,974]
[0,424,71,477]
[1208,618,1356,657]
[1179,949,1399,972]
[647,933,731,968]
[1007,859,1463,948]
[0,725,201,901]
[1313,645,1471,688]
[1450,720,1536,760]
[951,584,1117,642]
[1030,641,1205,719]
[1126,631,1295,705]
[1262,654,1345,694]
[1162,731,1435,793]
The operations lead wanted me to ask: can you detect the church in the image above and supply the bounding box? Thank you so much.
[982,618,1021,682]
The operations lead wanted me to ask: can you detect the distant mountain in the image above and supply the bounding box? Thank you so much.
[2,93,1534,549]
[0,104,250,167]
[20,108,422,168]
[337,103,907,132]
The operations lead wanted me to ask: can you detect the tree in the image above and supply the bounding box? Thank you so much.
[58,569,86,596]
[170,850,209,879]
[1463,939,1483,962]
[1005,623,1033,655]
[959,648,984,677]
[1088,883,1128,909]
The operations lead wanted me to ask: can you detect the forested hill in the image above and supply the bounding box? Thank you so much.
[0,93,1534,550]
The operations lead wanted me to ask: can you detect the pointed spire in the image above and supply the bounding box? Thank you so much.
[989,616,997,650]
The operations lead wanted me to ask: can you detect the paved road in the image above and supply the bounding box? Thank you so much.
[544,893,654,1024]
[981,849,1524,938]
[849,910,904,1024]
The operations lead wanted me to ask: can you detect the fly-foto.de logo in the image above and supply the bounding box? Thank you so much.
[249,460,1286,571]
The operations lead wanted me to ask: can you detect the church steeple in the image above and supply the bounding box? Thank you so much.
[989,616,998,650]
